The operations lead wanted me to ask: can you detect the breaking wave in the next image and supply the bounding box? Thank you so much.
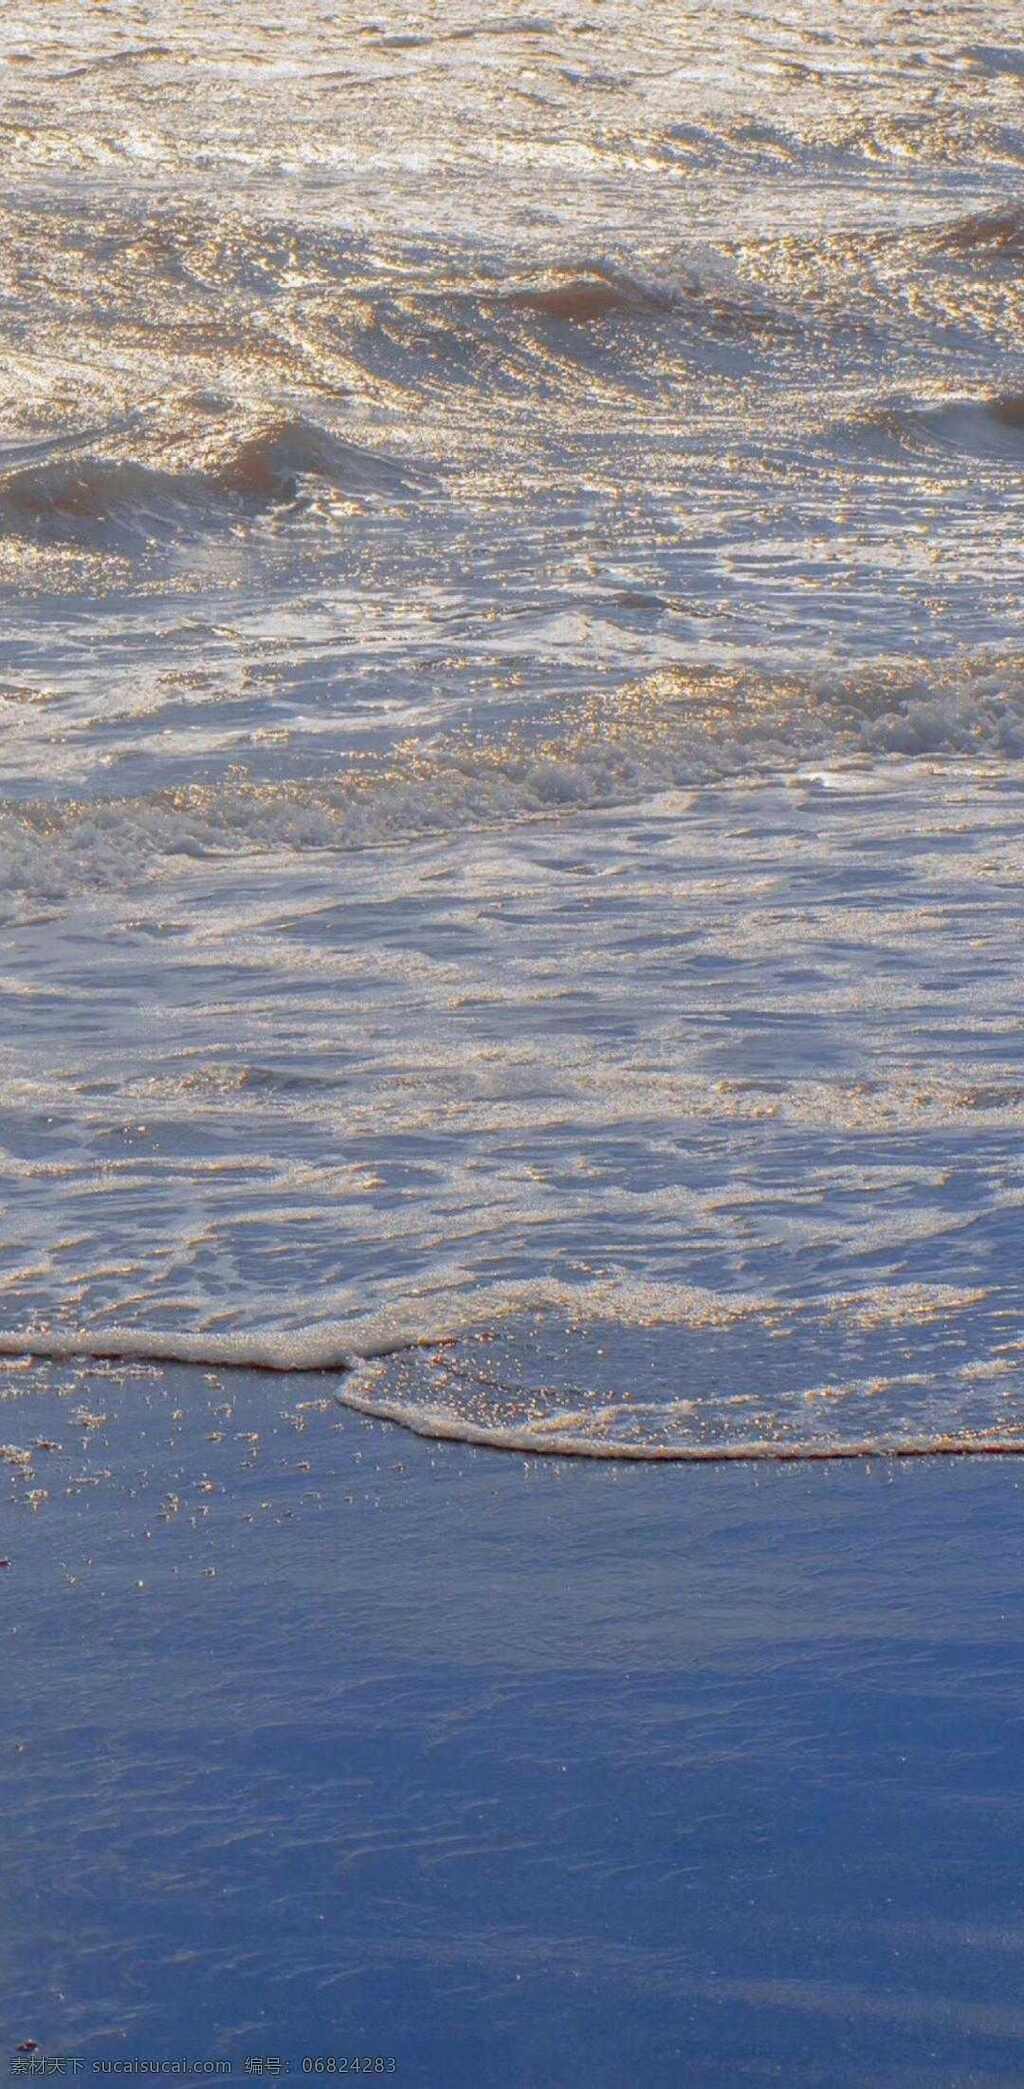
[830,388,1024,461]
[3,653,1024,905]
[0,1277,767,1373]
[0,414,421,547]
[305,255,806,404]
[925,203,1024,260]
[501,264,674,324]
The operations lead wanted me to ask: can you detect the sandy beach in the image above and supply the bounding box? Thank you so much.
[4,1360,1024,2083]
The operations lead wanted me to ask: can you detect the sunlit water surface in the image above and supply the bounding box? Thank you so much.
[2,1,1024,1454]
[6,0,1024,2075]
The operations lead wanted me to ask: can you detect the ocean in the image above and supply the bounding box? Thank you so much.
[4,2,1024,1456]
[4,1,1024,2074]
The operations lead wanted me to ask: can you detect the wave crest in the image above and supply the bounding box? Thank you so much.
[927,204,1024,259]
[0,412,421,547]
[830,389,1024,462]
[504,268,672,323]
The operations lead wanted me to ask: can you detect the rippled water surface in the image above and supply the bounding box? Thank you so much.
[3,0,1024,1454]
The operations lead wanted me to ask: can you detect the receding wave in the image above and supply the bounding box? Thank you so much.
[0,1275,1018,1465]
[337,1380,1024,1463]
[0,414,421,547]
[3,653,1024,905]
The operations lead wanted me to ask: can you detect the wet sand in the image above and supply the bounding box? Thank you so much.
[4,1359,1024,2084]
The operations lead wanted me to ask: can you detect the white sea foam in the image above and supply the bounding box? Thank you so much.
[335,1371,1024,1462]
[4,655,1024,906]
[0,1274,1011,1462]
[0,1276,773,1371]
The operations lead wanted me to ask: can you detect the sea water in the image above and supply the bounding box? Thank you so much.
[4,0,1024,1453]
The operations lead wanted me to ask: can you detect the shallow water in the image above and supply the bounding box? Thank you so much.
[3,0,1024,1450]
